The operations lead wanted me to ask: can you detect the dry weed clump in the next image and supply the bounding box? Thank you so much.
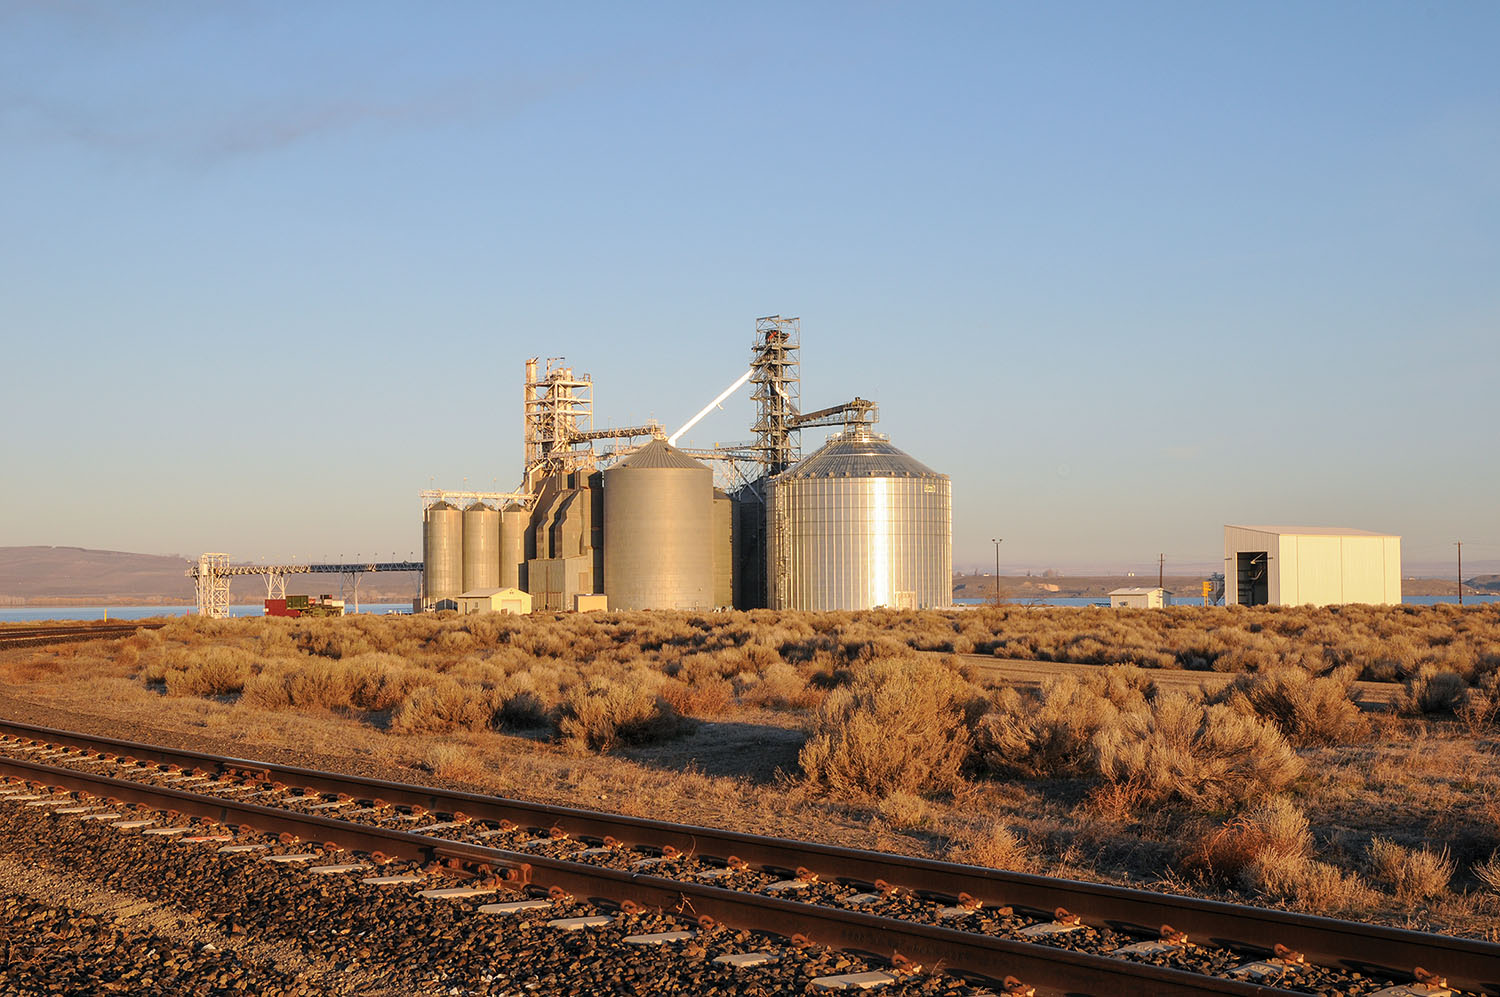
[1398,668,1469,716]
[1473,853,1500,893]
[151,647,258,697]
[1094,695,1303,810]
[953,819,1033,872]
[1182,797,1312,890]
[1367,837,1454,903]
[557,676,693,753]
[799,656,985,799]
[1182,799,1378,914]
[876,790,932,830]
[1213,667,1370,746]
[390,679,496,735]
[421,743,487,783]
[738,661,821,710]
[974,670,1154,779]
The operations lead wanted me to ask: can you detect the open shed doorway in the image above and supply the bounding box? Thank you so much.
[1236,551,1269,605]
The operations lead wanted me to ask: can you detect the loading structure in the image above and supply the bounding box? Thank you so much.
[419,317,951,614]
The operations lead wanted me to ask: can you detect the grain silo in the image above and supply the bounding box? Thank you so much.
[462,502,500,593]
[712,488,733,609]
[422,500,464,609]
[767,426,951,611]
[499,503,527,590]
[602,439,713,611]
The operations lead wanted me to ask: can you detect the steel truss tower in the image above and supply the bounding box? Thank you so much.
[750,316,800,476]
[194,553,232,619]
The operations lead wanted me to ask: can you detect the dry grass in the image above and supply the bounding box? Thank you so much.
[421,742,487,783]
[799,656,984,800]
[954,819,1033,872]
[1474,853,1500,893]
[1182,797,1311,888]
[1368,837,1454,903]
[876,790,932,830]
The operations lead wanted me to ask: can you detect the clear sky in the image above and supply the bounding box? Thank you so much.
[2,2,1497,575]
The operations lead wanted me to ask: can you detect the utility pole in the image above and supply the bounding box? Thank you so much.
[991,538,1003,605]
[1158,553,1164,590]
[1456,541,1464,607]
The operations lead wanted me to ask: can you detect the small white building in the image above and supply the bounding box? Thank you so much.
[1109,587,1173,609]
[1223,525,1401,607]
[456,587,533,615]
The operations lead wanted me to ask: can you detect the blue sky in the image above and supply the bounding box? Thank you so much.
[2,2,1496,574]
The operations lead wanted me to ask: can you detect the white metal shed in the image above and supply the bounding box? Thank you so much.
[1223,526,1401,607]
[1108,587,1173,609]
[456,587,533,615]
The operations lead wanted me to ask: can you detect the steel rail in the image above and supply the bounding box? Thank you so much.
[3,719,1496,995]
[0,753,1297,997]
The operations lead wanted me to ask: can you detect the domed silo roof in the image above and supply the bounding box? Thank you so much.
[769,426,951,611]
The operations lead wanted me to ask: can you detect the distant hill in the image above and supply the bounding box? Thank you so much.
[0,546,419,606]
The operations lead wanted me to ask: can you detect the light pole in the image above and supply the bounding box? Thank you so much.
[1456,541,1464,607]
[991,538,1003,605]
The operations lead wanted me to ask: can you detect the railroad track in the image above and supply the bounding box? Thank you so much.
[0,622,164,649]
[0,720,1488,996]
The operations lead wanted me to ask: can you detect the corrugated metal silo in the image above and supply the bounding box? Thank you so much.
[712,488,733,609]
[767,426,951,611]
[499,504,527,591]
[603,439,713,611]
[423,501,464,609]
[462,502,500,593]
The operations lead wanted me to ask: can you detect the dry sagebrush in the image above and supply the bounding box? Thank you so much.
[799,656,985,799]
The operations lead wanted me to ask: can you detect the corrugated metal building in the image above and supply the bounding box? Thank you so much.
[1223,525,1401,607]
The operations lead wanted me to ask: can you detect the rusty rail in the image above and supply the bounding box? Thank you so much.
[3,719,1498,995]
[0,752,1293,997]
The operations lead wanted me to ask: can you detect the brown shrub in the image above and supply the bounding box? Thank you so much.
[1473,852,1500,893]
[1367,837,1453,903]
[421,743,487,783]
[1274,861,1377,915]
[658,677,734,717]
[1397,668,1469,715]
[1458,671,1500,733]
[159,647,258,697]
[390,679,495,735]
[1182,797,1311,889]
[739,661,820,710]
[489,671,554,729]
[1215,667,1370,746]
[1094,694,1303,810]
[557,676,693,753]
[799,656,984,799]
[974,670,1157,779]
[877,790,931,830]
[953,819,1032,871]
